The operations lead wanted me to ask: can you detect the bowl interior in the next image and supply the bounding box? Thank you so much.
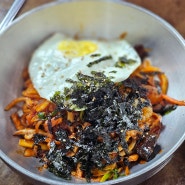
[0,0,185,185]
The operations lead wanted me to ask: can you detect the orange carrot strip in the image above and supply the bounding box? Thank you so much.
[162,94,185,106]
[10,112,24,130]
[128,154,139,162]
[19,139,34,148]
[35,100,50,112]
[24,148,36,157]
[4,97,33,111]
[125,166,130,176]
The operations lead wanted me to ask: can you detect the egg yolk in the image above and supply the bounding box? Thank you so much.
[57,40,98,57]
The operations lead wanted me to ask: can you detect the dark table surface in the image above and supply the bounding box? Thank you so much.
[0,0,185,185]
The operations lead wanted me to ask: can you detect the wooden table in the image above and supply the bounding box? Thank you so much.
[0,0,185,185]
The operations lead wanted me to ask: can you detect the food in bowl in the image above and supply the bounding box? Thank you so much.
[5,33,185,182]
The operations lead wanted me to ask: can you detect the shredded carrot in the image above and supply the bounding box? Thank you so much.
[125,166,130,176]
[161,94,185,106]
[128,154,139,162]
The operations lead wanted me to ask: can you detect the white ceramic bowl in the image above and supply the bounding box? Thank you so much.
[0,0,185,185]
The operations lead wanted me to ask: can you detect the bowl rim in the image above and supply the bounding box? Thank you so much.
[0,0,185,184]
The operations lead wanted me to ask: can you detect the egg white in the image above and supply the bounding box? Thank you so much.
[29,33,141,102]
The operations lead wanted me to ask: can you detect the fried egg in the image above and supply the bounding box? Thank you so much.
[29,33,141,101]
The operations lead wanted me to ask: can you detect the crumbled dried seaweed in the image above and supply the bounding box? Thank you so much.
[44,72,151,181]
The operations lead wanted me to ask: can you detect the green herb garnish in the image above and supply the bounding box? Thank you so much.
[50,91,64,106]
[38,112,46,120]
[109,70,117,73]
[87,55,112,67]
[100,169,119,182]
[90,53,101,57]
[115,56,136,68]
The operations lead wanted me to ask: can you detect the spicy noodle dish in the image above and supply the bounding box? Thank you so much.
[5,33,185,182]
